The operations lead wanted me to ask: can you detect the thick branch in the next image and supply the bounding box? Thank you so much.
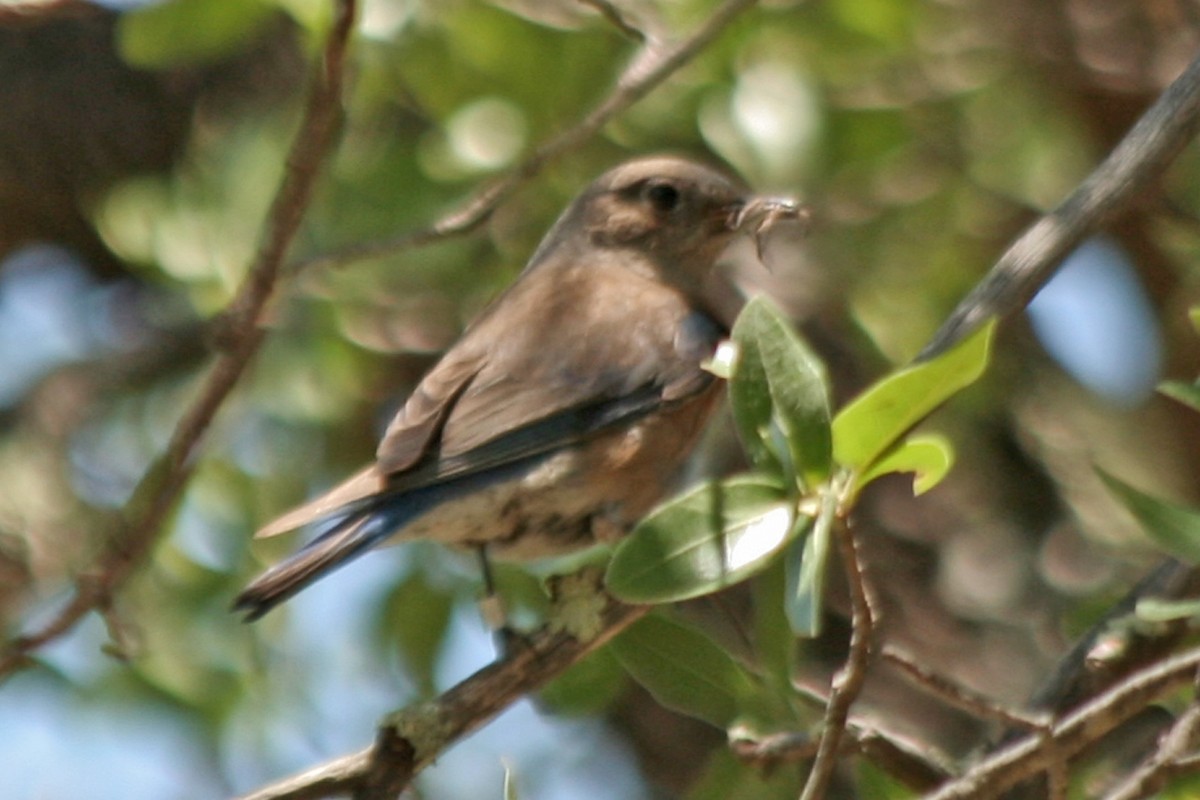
[919,47,1200,360]
[1102,694,1200,800]
[0,0,357,680]
[923,646,1200,800]
[236,597,648,800]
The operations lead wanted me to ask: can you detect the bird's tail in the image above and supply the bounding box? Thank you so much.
[233,506,398,621]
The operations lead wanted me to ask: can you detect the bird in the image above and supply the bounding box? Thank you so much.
[234,155,802,620]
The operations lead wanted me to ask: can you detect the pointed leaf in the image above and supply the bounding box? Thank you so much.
[833,320,994,473]
[730,297,832,487]
[607,475,797,603]
[1099,469,1200,563]
[856,434,955,497]
[612,613,760,728]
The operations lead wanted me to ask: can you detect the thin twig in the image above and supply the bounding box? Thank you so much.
[291,0,760,272]
[1025,559,1200,718]
[882,646,1051,732]
[800,511,878,800]
[236,597,648,800]
[733,720,954,793]
[919,47,1200,360]
[0,0,358,680]
[1102,682,1200,800]
[923,646,1200,800]
[577,0,649,42]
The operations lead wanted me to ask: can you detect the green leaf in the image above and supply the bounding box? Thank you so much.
[785,494,833,637]
[856,434,955,497]
[118,0,279,69]
[752,556,796,695]
[730,297,832,487]
[1190,306,1200,335]
[833,319,994,473]
[606,475,798,603]
[1099,469,1200,563]
[1159,380,1200,414]
[611,613,760,728]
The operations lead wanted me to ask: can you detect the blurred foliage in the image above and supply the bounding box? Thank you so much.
[608,299,989,637]
[5,0,1200,798]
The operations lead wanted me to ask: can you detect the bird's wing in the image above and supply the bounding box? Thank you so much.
[254,347,485,539]
[254,466,381,538]
[258,266,721,537]
[377,264,722,490]
[375,340,487,473]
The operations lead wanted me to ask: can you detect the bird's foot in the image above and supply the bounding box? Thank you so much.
[477,593,534,659]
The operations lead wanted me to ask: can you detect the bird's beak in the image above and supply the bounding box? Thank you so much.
[727,196,810,266]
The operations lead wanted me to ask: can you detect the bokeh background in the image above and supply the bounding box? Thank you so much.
[2,0,1200,797]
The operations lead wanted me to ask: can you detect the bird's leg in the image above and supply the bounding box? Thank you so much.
[475,544,528,658]
[475,543,505,628]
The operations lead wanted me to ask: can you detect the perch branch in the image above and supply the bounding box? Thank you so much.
[235,597,648,800]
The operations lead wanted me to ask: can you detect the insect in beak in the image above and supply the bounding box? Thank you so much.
[728,196,811,266]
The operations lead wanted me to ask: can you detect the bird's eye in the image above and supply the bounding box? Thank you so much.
[643,181,681,213]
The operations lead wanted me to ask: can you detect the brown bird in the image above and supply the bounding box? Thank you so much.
[235,156,801,619]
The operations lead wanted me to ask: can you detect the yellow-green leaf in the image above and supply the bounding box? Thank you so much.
[855,434,955,498]
[833,320,994,473]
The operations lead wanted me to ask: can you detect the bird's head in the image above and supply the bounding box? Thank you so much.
[552,155,806,291]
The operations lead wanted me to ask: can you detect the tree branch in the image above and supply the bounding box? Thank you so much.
[0,0,357,680]
[919,46,1200,360]
[1101,686,1200,800]
[236,594,648,800]
[292,0,761,272]
[732,713,954,792]
[923,646,1200,800]
[882,646,1051,733]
